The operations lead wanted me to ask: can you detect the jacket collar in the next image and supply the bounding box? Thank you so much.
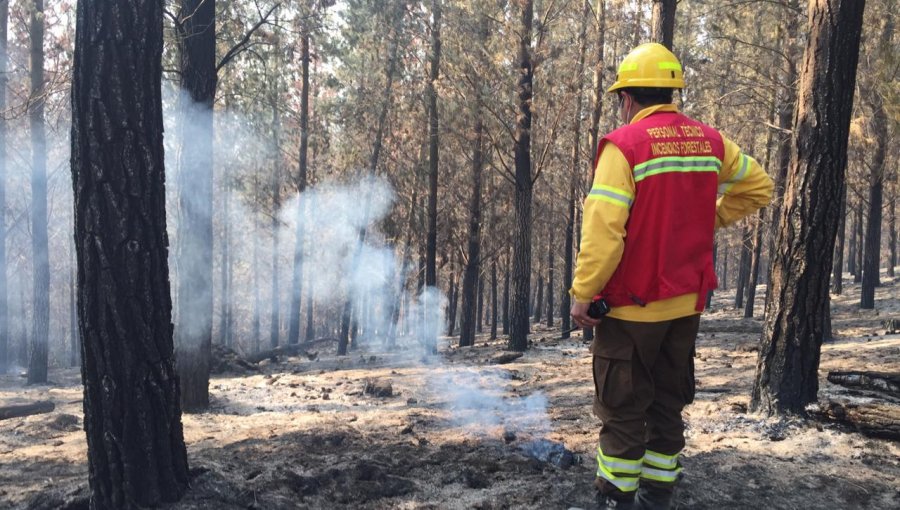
[631,103,679,124]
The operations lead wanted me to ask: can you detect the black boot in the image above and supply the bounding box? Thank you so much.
[635,486,674,510]
[597,494,637,510]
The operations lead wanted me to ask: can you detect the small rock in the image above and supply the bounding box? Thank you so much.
[503,429,517,444]
[48,414,80,432]
[400,423,414,435]
[364,379,393,397]
[407,398,418,405]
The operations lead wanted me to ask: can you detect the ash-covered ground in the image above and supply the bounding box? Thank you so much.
[2,279,899,509]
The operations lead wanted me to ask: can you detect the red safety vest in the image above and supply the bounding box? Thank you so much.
[596,111,725,312]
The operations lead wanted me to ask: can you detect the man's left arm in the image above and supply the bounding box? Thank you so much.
[715,137,775,228]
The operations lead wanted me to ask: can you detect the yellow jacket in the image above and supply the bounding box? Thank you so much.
[571,104,774,322]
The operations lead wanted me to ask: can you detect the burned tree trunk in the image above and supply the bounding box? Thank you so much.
[287,23,311,345]
[744,211,765,318]
[425,0,442,290]
[752,0,866,416]
[860,90,887,309]
[546,230,554,327]
[490,258,498,340]
[174,0,217,411]
[650,0,677,50]
[854,209,864,283]
[72,1,190,504]
[27,0,49,385]
[890,193,897,278]
[459,107,485,347]
[832,193,846,295]
[502,253,510,335]
[735,224,752,310]
[508,0,535,352]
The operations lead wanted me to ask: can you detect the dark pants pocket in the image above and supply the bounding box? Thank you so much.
[594,356,634,411]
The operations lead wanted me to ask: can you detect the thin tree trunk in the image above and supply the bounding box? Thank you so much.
[534,273,544,323]
[252,175,262,354]
[490,258,498,340]
[502,252,510,335]
[217,170,233,348]
[508,0,534,352]
[546,230,554,327]
[889,192,896,278]
[832,193,846,295]
[26,0,48,385]
[563,0,586,338]
[722,242,729,291]
[854,207,864,284]
[752,0,866,416]
[425,0,442,289]
[0,0,8,373]
[477,275,485,334]
[459,45,486,346]
[72,1,190,504]
[735,224,752,310]
[650,0,677,50]
[269,100,282,350]
[288,24,311,345]
[174,0,216,411]
[744,211,765,318]
[340,6,403,354]
[447,271,458,337]
[848,207,858,277]
[765,0,802,279]
[860,90,887,308]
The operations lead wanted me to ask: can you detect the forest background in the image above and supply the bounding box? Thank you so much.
[0,0,896,444]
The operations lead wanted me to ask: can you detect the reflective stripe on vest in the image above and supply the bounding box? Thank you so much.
[634,155,722,183]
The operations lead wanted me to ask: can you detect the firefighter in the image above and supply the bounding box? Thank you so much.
[570,43,773,510]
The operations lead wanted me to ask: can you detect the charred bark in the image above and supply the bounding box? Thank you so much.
[752,0,866,416]
[508,0,535,352]
[72,1,190,505]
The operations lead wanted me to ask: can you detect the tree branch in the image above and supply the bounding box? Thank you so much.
[216,3,281,73]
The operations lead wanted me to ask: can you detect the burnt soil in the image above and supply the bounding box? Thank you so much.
[2,280,899,509]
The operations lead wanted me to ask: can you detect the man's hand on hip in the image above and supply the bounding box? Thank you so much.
[571,301,601,329]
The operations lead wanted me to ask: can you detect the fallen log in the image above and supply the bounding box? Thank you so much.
[490,352,524,365]
[811,396,900,441]
[827,371,900,398]
[245,344,319,364]
[0,401,55,421]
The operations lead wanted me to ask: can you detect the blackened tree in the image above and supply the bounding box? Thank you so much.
[71,0,190,506]
[752,0,867,415]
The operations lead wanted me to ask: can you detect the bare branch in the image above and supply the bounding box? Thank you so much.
[216,3,281,73]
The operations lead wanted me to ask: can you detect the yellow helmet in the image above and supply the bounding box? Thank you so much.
[607,43,684,93]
